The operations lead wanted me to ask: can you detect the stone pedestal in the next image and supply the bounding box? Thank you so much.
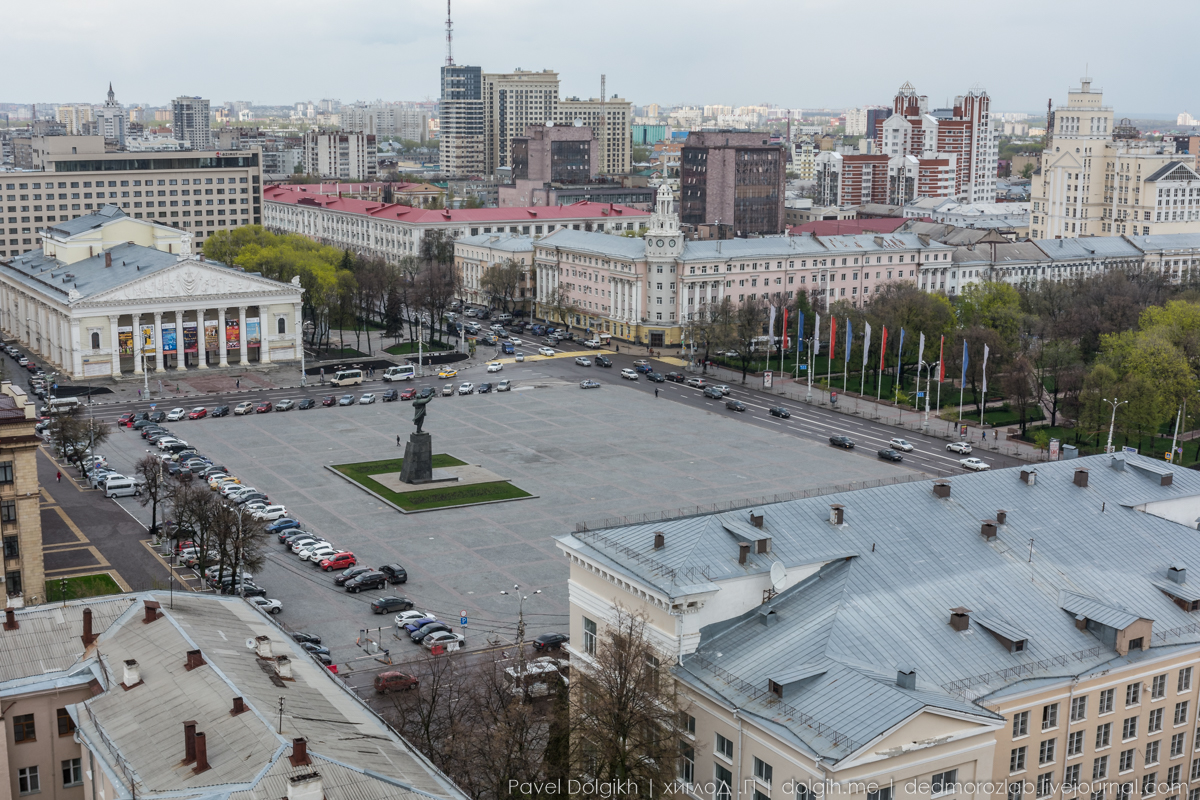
[399,432,434,484]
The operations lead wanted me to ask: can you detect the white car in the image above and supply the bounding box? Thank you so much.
[947,441,973,454]
[395,610,435,628]
[249,597,282,615]
[458,382,474,395]
[222,483,256,497]
[510,337,523,346]
[487,362,503,373]
[303,543,339,563]
[889,438,914,452]
[497,379,511,392]
[166,407,187,421]
[620,368,639,380]
[233,401,255,416]
[574,356,592,366]
[423,630,465,650]
[294,539,329,556]
[538,346,556,356]
[584,339,601,348]
[359,393,376,404]
[712,385,731,396]
[252,505,288,521]
[960,457,991,471]
[515,353,525,362]
[157,438,186,450]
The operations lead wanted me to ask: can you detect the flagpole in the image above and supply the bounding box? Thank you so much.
[806,337,813,402]
[958,339,967,424]
[826,316,833,395]
[843,319,849,399]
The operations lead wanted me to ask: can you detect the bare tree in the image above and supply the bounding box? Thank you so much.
[135,455,168,537]
[684,297,733,374]
[730,297,768,382]
[47,412,111,476]
[480,258,524,314]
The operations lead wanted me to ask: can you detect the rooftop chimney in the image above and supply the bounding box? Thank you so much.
[1169,564,1188,585]
[193,731,210,774]
[949,607,971,631]
[1075,614,1088,630]
[289,737,312,767]
[142,599,161,624]
[275,655,293,679]
[82,607,96,646]
[1020,469,1037,485]
[287,772,324,800]
[932,481,951,499]
[749,511,764,528]
[1074,468,1089,488]
[981,520,998,540]
[653,532,664,550]
[181,721,197,764]
[896,666,917,690]
[122,659,141,689]
[104,252,112,268]
[230,696,246,716]
[738,542,751,564]
[4,607,17,631]
[996,510,1008,525]
[255,635,273,659]
[828,504,845,524]
[185,649,206,671]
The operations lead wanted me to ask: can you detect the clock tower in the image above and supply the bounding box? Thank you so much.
[644,183,683,259]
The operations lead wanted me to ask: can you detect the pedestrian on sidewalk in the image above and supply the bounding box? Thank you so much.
[236,378,240,389]
[397,435,401,447]
[137,388,142,399]
[56,470,61,482]
[655,387,659,398]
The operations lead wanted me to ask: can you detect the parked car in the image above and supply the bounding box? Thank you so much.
[372,596,415,614]
[252,505,288,521]
[829,435,855,449]
[378,564,408,584]
[400,387,417,400]
[768,406,791,418]
[301,642,331,656]
[382,389,399,402]
[335,565,373,586]
[497,379,511,392]
[594,355,612,367]
[321,395,336,407]
[266,518,301,534]
[374,671,419,693]
[301,543,339,563]
[410,621,452,643]
[947,441,973,454]
[344,571,387,593]
[292,632,322,645]
[394,610,434,628]
[458,382,474,395]
[580,379,601,389]
[338,394,355,406]
[532,632,569,651]
[574,356,592,367]
[320,552,357,571]
[877,448,904,462]
[166,407,187,421]
[441,384,454,396]
[620,368,638,380]
[477,383,492,394]
[255,401,273,413]
[249,597,283,615]
[187,407,208,420]
[359,393,376,404]
[417,387,436,399]
[276,399,295,412]
[211,405,230,417]
[725,399,747,412]
[423,631,465,650]
[233,402,254,416]
[149,410,167,422]
[118,412,136,426]
[960,457,991,471]
[297,398,316,410]
[889,438,914,452]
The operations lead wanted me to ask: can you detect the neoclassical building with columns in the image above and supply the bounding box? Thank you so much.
[0,206,303,380]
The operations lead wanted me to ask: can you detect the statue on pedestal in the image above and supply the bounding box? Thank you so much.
[412,393,432,434]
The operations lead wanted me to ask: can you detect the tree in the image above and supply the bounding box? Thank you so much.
[47,412,111,477]
[1003,355,1037,436]
[731,297,767,382]
[135,455,169,537]
[480,258,524,314]
[1077,364,1120,445]
[684,298,733,374]
[1020,162,1036,180]
[1034,339,1081,428]
[957,281,1023,351]
[570,608,685,795]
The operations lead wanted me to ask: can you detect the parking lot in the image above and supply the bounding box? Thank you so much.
[83,360,907,675]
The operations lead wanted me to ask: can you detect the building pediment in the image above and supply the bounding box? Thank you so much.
[1044,149,1083,170]
[75,259,302,308]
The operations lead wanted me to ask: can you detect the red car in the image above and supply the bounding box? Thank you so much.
[400,387,417,401]
[254,401,272,413]
[321,395,336,407]
[175,539,196,553]
[187,407,208,420]
[118,412,135,426]
[319,552,357,572]
[25,362,37,372]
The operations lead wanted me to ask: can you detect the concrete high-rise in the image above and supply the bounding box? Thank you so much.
[554,94,633,175]
[680,131,786,236]
[95,83,127,147]
[171,96,212,151]
[482,69,560,175]
[439,65,485,177]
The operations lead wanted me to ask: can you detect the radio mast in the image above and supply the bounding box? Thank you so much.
[445,0,454,66]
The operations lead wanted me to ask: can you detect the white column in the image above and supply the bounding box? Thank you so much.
[294,303,303,360]
[218,307,228,367]
[70,318,82,379]
[132,313,143,375]
[196,309,208,369]
[109,315,121,376]
[259,307,271,363]
[153,312,165,373]
[174,310,185,370]
[238,306,248,366]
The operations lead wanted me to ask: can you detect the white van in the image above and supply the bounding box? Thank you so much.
[383,365,415,382]
[496,312,513,323]
[331,369,363,387]
[104,476,141,499]
[42,397,81,415]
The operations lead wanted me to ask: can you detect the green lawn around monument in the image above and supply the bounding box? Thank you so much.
[331,454,532,511]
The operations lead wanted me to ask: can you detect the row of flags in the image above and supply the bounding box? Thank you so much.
[766,310,991,390]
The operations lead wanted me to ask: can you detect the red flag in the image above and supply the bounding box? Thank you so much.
[782,308,789,351]
[830,317,837,362]
[879,327,888,370]
[939,335,945,382]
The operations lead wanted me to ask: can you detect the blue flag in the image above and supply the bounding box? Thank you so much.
[961,339,969,385]
[844,319,852,364]
[897,328,905,379]
[797,312,805,352]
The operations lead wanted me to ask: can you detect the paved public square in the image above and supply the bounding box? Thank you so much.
[94,370,910,669]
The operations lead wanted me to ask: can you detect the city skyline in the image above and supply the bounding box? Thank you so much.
[3,0,1197,116]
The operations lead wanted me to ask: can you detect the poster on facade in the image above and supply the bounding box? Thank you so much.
[117,326,134,356]
[140,325,156,355]
[182,321,198,353]
[246,317,261,348]
[161,323,177,354]
[763,370,773,389]
[204,320,218,351]
[225,319,240,350]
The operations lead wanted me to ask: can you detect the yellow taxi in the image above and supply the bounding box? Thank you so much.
[437,368,459,379]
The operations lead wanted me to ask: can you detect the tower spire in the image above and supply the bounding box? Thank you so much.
[445,0,454,67]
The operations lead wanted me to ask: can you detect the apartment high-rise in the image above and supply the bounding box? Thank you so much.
[553,94,633,175]
[680,131,786,235]
[482,69,560,175]
[1031,77,1200,239]
[439,65,485,177]
[302,131,377,180]
[54,104,93,136]
[94,83,127,147]
[171,95,212,151]
[0,381,43,608]
[341,102,429,142]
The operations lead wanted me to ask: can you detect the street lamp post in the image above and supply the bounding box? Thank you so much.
[1103,397,1128,454]
[500,585,541,698]
[923,361,939,432]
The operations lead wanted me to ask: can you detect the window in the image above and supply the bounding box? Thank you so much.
[583,617,597,656]
[62,758,82,788]
[868,789,891,800]
[1174,733,1187,758]
[1127,717,1141,739]
[17,766,38,795]
[1038,772,1054,798]
[1156,676,1170,699]
[1120,748,1136,772]
[1153,709,1166,733]
[681,712,696,736]
[1014,711,1031,737]
[1095,755,1109,779]
[1131,683,1144,706]
[1102,690,1116,715]
[56,708,74,736]
[1041,739,1057,765]
[1168,764,1182,787]
[1180,669,1194,693]
[715,765,732,800]
[715,733,733,759]
[1009,783,1023,800]
[679,742,695,785]
[277,317,287,334]
[1073,697,1089,722]
[1180,703,1192,726]
[0,461,13,484]
[2,534,16,558]
[1150,740,1162,764]
[754,757,773,785]
[1066,763,1082,788]
[1012,746,1028,772]
[1045,704,1060,730]
[1100,723,1114,749]
[1191,759,1200,781]
[1145,773,1158,796]
[13,713,35,742]
[1070,730,1086,756]
[932,769,957,797]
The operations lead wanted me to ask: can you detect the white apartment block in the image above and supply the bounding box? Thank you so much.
[54,104,93,135]
[340,102,429,141]
[483,70,561,175]
[171,96,212,151]
[302,131,378,181]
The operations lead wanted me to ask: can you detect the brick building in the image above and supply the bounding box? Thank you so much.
[679,131,786,236]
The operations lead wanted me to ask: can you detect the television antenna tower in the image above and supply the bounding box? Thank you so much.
[445,0,454,67]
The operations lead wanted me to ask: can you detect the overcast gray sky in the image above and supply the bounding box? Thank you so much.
[6,0,1196,117]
